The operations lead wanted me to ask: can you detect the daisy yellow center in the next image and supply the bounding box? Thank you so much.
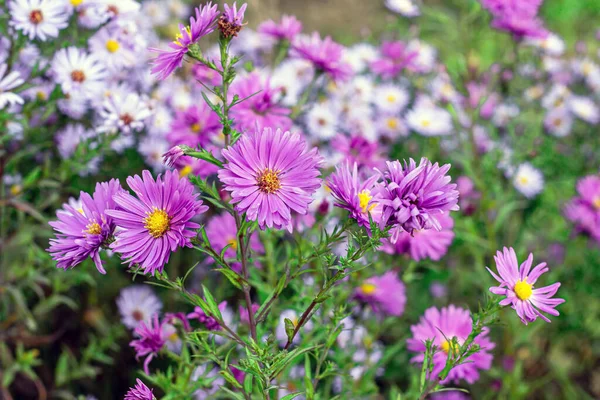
[518,176,529,185]
[357,190,376,213]
[36,91,46,101]
[71,70,86,83]
[190,122,202,132]
[592,196,600,210]
[386,94,396,103]
[10,184,22,196]
[360,282,377,295]
[514,279,533,301]
[168,332,179,342]
[71,0,83,5]
[29,10,43,24]
[228,238,238,250]
[441,340,459,355]
[106,39,120,53]
[144,208,171,238]
[85,222,102,235]
[257,169,281,194]
[387,118,398,129]
[179,165,193,177]
[421,119,431,128]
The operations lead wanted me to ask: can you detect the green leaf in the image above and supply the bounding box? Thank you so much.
[281,393,305,400]
[243,372,253,394]
[284,318,295,343]
[201,285,222,320]
[214,268,244,290]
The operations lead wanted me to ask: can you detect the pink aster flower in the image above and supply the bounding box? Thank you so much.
[487,247,565,325]
[258,14,302,41]
[188,301,227,331]
[331,134,386,170]
[355,271,406,316]
[218,2,247,38]
[150,2,219,80]
[167,103,221,148]
[291,32,352,82]
[379,158,460,242]
[130,315,166,374]
[218,127,323,232]
[480,0,548,39]
[124,379,155,400]
[564,175,600,244]
[239,303,260,325]
[171,155,220,180]
[370,41,418,79]
[48,179,123,274]
[229,72,292,132]
[106,170,208,275]
[383,213,454,261]
[205,213,264,271]
[407,305,495,384]
[327,162,383,228]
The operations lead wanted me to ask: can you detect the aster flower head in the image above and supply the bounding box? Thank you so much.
[219,2,247,38]
[205,213,263,270]
[379,158,459,242]
[370,40,418,79]
[258,14,303,41]
[480,0,548,39]
[124,379,155,400]
[130,315,166,374]
[355,271,406,316]
[116,285,163,330]
[48,179,123,274]
[107,170,209,275]
[407,305,495,384]
[292,32,352,82]
[487,247,565,324]
[219,127,323,232]
[0,63,25,110]
[167,103,221,147]
[150,2,219,80]
[512,162,544,199]
[331,134,385,170]
[564,175,600,243]
[51,47,107,99]
[327,162,383,228]
[188,301,227,331]
[9,0,69,41]
[97,93,152,135]
[163,146,186,168]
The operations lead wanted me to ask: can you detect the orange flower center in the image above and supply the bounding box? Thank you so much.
[257,169,281,194]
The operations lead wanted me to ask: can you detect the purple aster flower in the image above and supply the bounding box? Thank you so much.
[331,134,386,170]
[378,158,459,242]
[150,2,219,80]
[431,391,470,400]
[258,14,303,41]
[218,2,247,38]
[456,176,480,216]
[106,170,208,275]
[130,314,166,374]
[229,72,292,132]
[327,162,383,228]
[188,301,227,331]
[407,305,495,384]
[205,213,264,271]
[218,127,323,232]
[487,247,565,325]
[564,175,600,244]
[124,379,155,400]
[480,0,548,39]
[172,154,220,180]
[291,32,352,82]
[48,179,123,274]
[193,62,222,87]
[383,213,454,261]
[355,271,406,316]
[239,303,260,325]
[370,41,418,79]
[162,146,185,168]
[167,103,221,148]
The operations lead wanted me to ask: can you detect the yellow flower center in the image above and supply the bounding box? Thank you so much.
[168,332,179,342]
[227,238,238,251]
[179,165,193,177]
[173,26,192,47]
[106,39,120,53]
[9,184,22,196]
[518,176,529,185]
[257,169,281,194]
[71,0,83,5]
[190,122,202,133]
[36,91,46,101]
[441,340,459,355]
[593,197,600,210]
[387,118,398,129]
[85,222,102,235]
[144,208,171,238]
[360,282,377,295]
[421,119,431,128]
[357,190,376,213]
[514,279,533,301]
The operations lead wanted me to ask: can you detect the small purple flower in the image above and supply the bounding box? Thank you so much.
[150,3,219,80]
[218,127,323,232]
[188,301,227,331]
[407,305,495,384]
[487,247,565,325]
[355,271,406,316]
[124,379,155,400]
[162,146,185,168]
[130,315,166,374]
[106,170,208,275]
[378,158,459,241]
[239,303,259,325]
[564,175,600,244]
[167,103,220,148]
[258,14,302,41]
[292,32,352,82]
[383,213,454,261]
[327,162,383,229]
[370,41,418,79]
[480,0,548,39]
[219,2,247,38]
[331,134,386,170]
[48,179,123,274]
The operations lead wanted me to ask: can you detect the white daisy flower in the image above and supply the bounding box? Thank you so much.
[343,43,378,73]
[407,39,436,73]
[568,96,599,124]
[271,60,307,107]
[116,285,162,330]
[8,0,69,41]
[97,92,151,134]
[373,84,409,114]
[527,32,565,56]
[55,124,97,159]
[305,102,339,140]
[88,0,141,20]
[513,163,544,199]
[385,0,420,17]
[406,102,452,136]
[139,136,169,172]
[0,63,25,110]
[57,91,89,119]
[88,26,136,72]
[142,0,170,26]
[378,114,408,138]
[51,47,108,99]
[541,84,571,110]
[492,103,520,127]
[544,107,573,137]
[162,323,182,354]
